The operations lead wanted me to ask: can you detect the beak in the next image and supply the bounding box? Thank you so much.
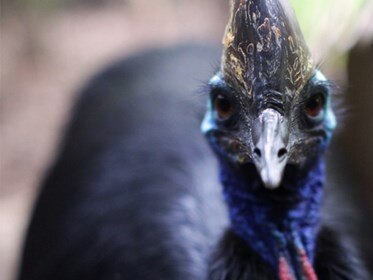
[252,109,289,190]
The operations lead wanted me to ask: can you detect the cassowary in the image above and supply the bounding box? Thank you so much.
[18,0,369,279]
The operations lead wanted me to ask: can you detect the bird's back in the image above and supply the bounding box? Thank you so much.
[18,45,228,280]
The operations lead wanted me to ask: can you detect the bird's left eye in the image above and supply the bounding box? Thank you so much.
[214,93,234,121]
[305,93,325,118]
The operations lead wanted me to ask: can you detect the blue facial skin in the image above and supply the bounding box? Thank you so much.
[202,71,336,275]
[219,156,324,275]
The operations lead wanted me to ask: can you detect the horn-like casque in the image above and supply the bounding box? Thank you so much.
[222,0,313,98]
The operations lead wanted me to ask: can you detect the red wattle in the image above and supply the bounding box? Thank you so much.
[299,249,318,280]
[279,256,295,280]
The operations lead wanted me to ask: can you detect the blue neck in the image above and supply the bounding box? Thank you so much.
[220,161,324,274]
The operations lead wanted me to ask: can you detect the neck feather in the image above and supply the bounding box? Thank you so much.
[220,160,324,277]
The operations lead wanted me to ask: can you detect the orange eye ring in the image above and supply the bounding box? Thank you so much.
[214,93,234,120]
[305,93,325,118]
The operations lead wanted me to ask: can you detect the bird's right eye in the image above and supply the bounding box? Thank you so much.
[213,93,234,121]
[305,92,325,119]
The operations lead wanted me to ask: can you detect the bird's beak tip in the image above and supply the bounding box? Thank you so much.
[259,168,284,190]
[252,109,289,190]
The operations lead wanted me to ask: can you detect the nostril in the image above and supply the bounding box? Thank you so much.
[254,148,262,158]
[278,148,287,158]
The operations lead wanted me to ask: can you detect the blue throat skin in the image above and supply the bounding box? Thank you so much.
[219,159,324,276]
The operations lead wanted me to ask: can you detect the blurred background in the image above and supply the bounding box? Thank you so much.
[1,1,372,279]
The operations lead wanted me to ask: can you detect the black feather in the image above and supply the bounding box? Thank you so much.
[18,45,228,280]
[208,226,370,280]
[17,45,370,280]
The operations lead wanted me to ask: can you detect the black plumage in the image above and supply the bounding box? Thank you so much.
[18,1,371,279]
[18,46,228,280]
[208,227,368,280]
[18,44,369,280]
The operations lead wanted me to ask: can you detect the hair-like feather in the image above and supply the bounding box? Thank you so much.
[18,0,371,278]
[18,45,228,280]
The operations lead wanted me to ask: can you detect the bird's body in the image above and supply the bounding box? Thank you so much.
[18,46,228,280]
[18,1,370,279]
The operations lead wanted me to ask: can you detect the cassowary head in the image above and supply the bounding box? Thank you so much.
[202,0,337,189]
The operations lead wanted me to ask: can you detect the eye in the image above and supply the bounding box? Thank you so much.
[305,93,325,118]
[213,93,234,120]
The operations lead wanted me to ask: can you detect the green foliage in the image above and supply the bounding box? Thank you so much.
[290,0,368,68]
[290,0,367,50]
